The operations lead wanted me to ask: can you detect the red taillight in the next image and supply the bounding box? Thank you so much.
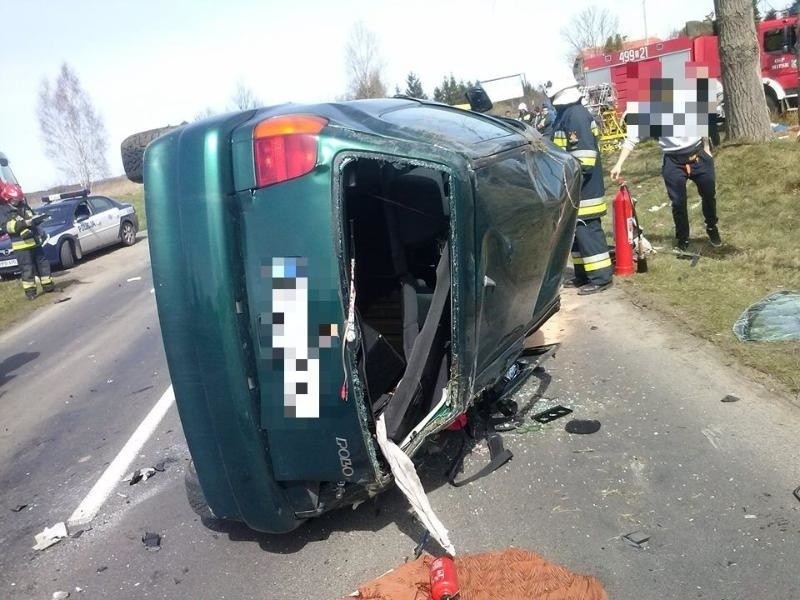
[253,115,328,188]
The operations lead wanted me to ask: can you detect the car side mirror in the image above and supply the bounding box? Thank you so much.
[466,86,493,113]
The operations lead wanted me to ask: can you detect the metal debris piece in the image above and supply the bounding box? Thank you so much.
[622,530,650,547]
[54,297,71,304]
[125,467,156,485]
[52,592,70,599]
[721,394,740,403]
[33,522,68,551]
[127,276,142,282]
[11,504,28,512]
[142,531,161,551]
[793,486,800,503]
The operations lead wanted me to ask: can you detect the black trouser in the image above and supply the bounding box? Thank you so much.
[16,245,53,296]
[662,147,718,243]
[572,217,612,286]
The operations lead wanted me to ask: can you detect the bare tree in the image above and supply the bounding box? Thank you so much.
[561,7,620,62]
[344,22,387,99]
[36,63,109,188]
[714,0,773,141]
[230,80,261,111]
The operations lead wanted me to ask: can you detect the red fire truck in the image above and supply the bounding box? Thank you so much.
[579,15,799,116]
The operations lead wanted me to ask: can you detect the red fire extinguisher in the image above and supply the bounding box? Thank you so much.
[612,184,635,276]
[430,556,460,600]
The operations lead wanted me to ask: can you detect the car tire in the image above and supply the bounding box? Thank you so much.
[184,460,215,521]
[765,89,780,119]
[59,241,76,269]
[120,221,137,246]
[121,124,184,184]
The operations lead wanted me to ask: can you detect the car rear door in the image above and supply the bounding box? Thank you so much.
[87,196,120,246]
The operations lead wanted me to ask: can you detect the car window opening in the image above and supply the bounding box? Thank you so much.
[341,158,453,445]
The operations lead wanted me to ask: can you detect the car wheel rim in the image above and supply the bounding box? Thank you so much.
[123,225,135,244]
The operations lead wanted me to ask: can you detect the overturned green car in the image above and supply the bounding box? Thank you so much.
[122,98,580,533]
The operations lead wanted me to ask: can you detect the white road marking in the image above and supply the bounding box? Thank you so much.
[67,386,175,528]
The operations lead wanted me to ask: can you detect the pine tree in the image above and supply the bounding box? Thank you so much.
[403,72,427,99]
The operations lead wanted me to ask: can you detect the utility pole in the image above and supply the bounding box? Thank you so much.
[643,0,649,41]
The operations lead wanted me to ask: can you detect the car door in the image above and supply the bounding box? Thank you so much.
[472,146,561,388]
[87,196,120,246]
[73,200,101,253]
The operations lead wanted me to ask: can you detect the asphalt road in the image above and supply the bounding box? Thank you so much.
[1,240,798,600]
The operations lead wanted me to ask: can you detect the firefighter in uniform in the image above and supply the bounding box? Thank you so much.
[0,183,54,299]
[546,71,612,295]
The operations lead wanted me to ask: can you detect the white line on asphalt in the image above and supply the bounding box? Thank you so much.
[67,386,175,528]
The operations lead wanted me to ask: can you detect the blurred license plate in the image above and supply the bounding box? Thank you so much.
[0,259,18,268]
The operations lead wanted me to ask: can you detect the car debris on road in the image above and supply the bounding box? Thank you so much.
[32,521,68,551]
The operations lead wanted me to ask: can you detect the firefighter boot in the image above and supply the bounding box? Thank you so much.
[25,288,37,301]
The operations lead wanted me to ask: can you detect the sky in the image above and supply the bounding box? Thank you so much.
[1,0,716,191]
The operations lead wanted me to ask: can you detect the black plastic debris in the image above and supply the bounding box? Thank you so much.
[623,530,650,547]
[53,297,71,304]
[11,504,28,512]
[565,419,601,434]
[532,405,573,424]
[413,530,430,559]
[142,531,161,551]
[70,526,91,539]
[721,394,740,403]
[793,486,800,503]
[96,566,108,573]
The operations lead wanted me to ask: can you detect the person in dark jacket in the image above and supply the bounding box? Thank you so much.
[546,70,612,295]
[1,183,54,300]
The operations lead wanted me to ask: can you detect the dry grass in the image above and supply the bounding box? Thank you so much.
[604,139,800,394]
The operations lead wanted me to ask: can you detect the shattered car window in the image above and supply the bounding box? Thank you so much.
[733,290,800,342]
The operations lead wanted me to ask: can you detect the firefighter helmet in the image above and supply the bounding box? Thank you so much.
[0,182,23,204]
[543,68,580,99]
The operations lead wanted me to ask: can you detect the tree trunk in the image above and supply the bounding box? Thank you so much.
[714,0,773,142]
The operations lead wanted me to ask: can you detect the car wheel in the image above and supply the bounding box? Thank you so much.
[121,124,183,184]
[60,241,76,269]
[120,221,137,246]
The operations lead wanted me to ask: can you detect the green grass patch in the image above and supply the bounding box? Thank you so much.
[605,140,800,394]
[0,278,55,331]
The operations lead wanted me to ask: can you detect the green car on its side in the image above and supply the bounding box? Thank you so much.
[123,98,580,533]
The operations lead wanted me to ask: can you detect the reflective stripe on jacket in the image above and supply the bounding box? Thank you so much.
[3,202,40,250]
[552,102,606,218]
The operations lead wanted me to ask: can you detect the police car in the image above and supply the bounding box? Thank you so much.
[0,189,139,276]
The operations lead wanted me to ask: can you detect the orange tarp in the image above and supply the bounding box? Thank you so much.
[351,548,607,600]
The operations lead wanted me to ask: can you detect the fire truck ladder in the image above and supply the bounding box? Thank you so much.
[583,84,627,154]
